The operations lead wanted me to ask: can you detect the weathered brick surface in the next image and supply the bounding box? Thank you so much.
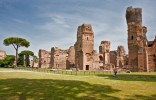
[38,6,156,72]
[110,46,128,68]
[126,6,156,72]
[66,46,75,69]
[50,47,68,69]
[38,49,51,68]
[74,24,107,70]
[0,50,6,60]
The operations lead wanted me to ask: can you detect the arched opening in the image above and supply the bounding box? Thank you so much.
[87,37,88,40]
[99,55,103,61]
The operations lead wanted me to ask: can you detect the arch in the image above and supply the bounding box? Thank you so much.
[99,55,103,61]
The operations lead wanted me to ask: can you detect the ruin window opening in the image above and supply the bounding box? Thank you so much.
[99,56,103,61]
[153,54,156,61]
[131,36,134,40]
[87,37,88,40]
[86,65,89,70]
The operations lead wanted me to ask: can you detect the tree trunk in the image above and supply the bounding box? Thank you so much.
[15,48,18,68]
[24,55,26,67]
[32,56,34,68]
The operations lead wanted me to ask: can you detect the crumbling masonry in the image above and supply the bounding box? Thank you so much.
[38,6,156,72]
[126,6,156,72]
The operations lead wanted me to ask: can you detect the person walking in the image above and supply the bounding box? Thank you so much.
[113,67,118,77]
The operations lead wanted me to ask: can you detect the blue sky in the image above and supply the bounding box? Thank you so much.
[0,0,156,56]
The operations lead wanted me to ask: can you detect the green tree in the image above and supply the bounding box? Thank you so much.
[19,50,34,67]
[3,37,30,67]
[0,55,15,67]
[17,53,24,66]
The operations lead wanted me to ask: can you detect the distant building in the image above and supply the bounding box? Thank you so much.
[38,49,51,68]
[50,47,68,69]
[38,6,156,72]
[0,50,6,60]
[38,24,128,71]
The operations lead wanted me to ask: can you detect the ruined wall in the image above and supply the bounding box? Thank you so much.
[0,50,6,59]
[99,41,110,64]
[126,6,156,72]
[116,46,128,67]
[93,52,103,70]
[66,46,75,69]
[38,49,51,68]
[75,24,94,70]
[126,6,147,72]
[110,51,117,66]
[147,39,156,71]
[110,46,128,68]
[30,58,39,68]
[50,47,68,69]
[99,41,111,70]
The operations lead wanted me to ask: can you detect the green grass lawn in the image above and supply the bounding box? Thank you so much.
[0,67,13,70]
[0,68,156,100]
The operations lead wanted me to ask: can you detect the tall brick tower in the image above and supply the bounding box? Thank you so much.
[74,24,94,70]
[126,6,148,72]
[99,41,110,68]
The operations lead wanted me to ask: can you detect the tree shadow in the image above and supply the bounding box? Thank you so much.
[126,94,156,100]
[0,78,120,100]
[97,74,156,82]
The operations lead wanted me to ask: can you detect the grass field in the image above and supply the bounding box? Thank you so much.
[0,68,156,100]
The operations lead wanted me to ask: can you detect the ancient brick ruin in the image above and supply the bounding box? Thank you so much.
[126,6,156,72]
[38,24,128,71]
[50,47,68,69]
[66,46,75,69]
[99,41,111,70]
[0,50,6,60]
[38,6,156,72]
[110,46,128,68]
[38,49,51,68]
[75,24,99,70]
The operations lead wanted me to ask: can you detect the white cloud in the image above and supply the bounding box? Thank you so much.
[1,0,156,56]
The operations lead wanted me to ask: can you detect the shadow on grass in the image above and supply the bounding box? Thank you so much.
[0,78,120,100]
[97,74,156,82]
[126,94,156,100]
